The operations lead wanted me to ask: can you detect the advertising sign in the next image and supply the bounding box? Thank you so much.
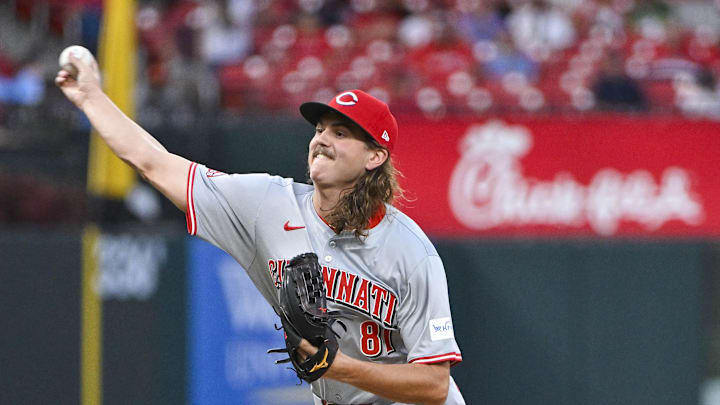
[395,116,720,237]
[188,239,312,405]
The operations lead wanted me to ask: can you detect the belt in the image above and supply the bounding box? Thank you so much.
[321,401,371,405]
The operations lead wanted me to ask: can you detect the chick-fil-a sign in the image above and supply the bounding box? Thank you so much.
[395,116,720,237]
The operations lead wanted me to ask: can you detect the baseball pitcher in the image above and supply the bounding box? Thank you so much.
[57,51,465,405]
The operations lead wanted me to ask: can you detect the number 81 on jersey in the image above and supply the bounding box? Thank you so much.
[360,321,395,358]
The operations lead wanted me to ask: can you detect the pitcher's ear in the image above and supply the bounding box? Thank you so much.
[366,148,388,171]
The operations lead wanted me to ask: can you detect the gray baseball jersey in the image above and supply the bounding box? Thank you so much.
[186,162,465,405]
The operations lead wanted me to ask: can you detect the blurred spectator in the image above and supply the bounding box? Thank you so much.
[646,22,700,80]
[481,31,538,81]
[136,0,220,125]
[0,59,45,106]
[675,68,720,119]
[630,0,672,45]
[317,0,352,26]
[631,0,671,24]
[397,9,435,49]
[674,1,720,32]
[581,0,626,36]
[292,13,329,59]
[455,1,509,43]
[507,0,576,61]
[592,52,648,111]
[198,0,255,67]
[347,3,400,46]
[406,13,473,83]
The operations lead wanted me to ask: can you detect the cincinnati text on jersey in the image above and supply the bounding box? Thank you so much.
[268,258,398,329]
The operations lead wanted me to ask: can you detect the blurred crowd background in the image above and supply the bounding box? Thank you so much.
[1,0,719,225]
[5,0,720,118]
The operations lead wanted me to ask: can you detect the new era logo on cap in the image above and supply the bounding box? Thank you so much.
[299,90,399,152]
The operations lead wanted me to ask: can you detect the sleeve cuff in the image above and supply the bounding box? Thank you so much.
[409,352,463,366]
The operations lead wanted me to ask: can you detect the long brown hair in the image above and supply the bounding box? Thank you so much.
[320,145,403,239]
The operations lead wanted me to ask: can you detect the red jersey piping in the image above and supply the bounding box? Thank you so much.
[185,162,198,235]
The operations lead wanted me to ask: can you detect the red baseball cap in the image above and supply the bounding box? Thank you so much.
[300,90,398,152]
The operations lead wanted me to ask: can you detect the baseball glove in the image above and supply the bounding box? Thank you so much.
[268,252,338,382]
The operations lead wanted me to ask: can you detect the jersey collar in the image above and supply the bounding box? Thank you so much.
[318,204,387,232]
[367,204,387,229]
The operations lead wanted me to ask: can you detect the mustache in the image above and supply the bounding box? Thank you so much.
[311,147,334,159]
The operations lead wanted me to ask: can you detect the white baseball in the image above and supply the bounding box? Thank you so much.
[59,45,94,67]
[58,45,95,78]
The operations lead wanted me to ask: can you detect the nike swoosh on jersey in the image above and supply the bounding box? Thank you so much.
[284,221,305,231]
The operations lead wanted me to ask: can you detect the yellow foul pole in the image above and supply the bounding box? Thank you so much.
[82,1,137,404]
